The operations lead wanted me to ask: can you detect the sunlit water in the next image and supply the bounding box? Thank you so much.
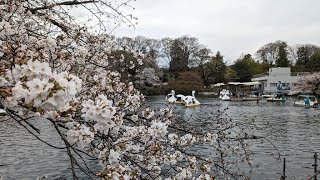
[1,96,320,179]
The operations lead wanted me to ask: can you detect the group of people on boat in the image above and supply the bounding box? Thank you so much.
[165,90,201,107]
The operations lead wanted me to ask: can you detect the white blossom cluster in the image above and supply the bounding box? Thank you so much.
[67,123,94,147]
[81,95,117,124]
[168,133,218,146]
[291,73,320,94]
[4,60,82,114]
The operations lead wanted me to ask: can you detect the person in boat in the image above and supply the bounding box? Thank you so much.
[230,91,235,97]
[305,96,310,106]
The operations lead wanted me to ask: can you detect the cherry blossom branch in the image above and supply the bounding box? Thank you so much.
[50,118,96,179]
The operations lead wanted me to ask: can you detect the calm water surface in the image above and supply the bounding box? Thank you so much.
[1,96,320,179]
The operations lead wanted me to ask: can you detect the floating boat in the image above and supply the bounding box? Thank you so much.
[266,92,286,102]
[182,90,200,107]
[219,89,231,101]
[165,90,176,104]
[293,95,319,107]
[242,91,262,101]
[221,94,231,101]
[0,109,6,115]
[165,90,186,104]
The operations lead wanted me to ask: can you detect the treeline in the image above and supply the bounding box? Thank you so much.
[115,36,320,93]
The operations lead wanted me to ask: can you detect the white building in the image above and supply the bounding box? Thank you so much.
[251,67,308,94]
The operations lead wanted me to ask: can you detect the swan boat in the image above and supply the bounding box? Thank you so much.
[165,90,186,104]
[219,89,231,101]
[165,90,177,104]
[182,90,200,107]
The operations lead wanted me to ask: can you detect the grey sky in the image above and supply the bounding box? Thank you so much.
[115,0,320,64]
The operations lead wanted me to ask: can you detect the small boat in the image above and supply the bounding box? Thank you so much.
[0,109,6,115]
[165,90,176,104]
[242,91,262,101]
[221,94,231,101]
[293,95,319,107]
[219,89,231,101]
[182,90,200,107]
[266,92,286,102]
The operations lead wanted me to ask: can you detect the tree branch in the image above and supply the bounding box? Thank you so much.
[29,0,97,13]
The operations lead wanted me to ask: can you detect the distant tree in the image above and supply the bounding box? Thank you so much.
[193,48,212,86]
[225,67,239,82]
[256,40,290,67]
[196,51,227,85]
[241,54,265,75]
[169,39,189,75]
[145,38,162,59]
[287,45,299,64]
[256,42,279,65]
[210,51,226,83]
[177,35,202,67]
[305,52,320,72]
[292,44,320,71]
[275,42,289,67]
[117,37,135,50]
[159,37,173,67]
[168,35,205,76]
[232,54,256,82]
[133,35,148,52]
[110,50,160,85]
[192,48,211,67]
[117,36,162,60]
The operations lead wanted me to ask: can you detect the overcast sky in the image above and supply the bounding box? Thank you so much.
[115,0,320,64]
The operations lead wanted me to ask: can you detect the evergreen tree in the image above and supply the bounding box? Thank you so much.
[201,51,227,84]
[169,39,188,75]
[232,55,253,82]
[212,51,226,83]
[276,42,289,67]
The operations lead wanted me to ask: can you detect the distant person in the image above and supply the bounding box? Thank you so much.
[305,96,310,106]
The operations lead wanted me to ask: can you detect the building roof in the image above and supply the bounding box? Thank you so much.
[228,82,261,86]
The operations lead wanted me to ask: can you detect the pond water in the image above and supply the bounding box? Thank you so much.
[1,96,320,179]
[146,96,320,180]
